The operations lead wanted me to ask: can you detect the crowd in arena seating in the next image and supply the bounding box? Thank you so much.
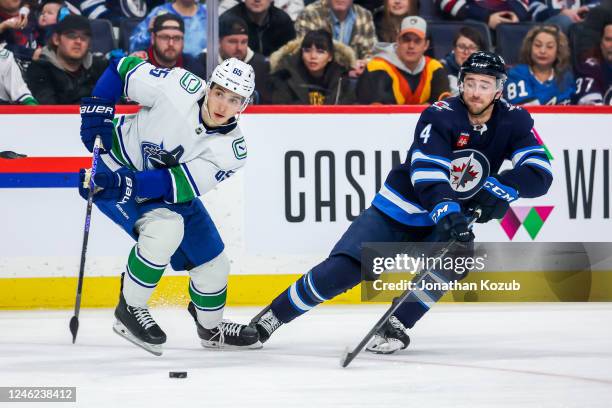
[0,0,610,105]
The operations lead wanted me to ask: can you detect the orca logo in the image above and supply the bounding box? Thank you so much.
[141,141,184,169]
[450,149,490,199]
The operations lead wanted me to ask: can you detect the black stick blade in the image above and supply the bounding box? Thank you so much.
[69,316,79,344]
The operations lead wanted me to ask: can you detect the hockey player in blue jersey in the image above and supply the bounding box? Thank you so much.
[250,51,553,354]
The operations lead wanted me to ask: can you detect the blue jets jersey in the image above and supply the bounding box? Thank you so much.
[372,96,553,227]
[504,64,575,105]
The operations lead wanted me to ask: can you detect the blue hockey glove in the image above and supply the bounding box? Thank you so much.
[80,97,115,152]
[430,201,474,243]
[78,167,136,204]
[466,176,519,223]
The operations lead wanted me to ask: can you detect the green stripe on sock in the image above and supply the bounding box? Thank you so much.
[189,284,227,310]
[127,246,165,285]
[168,166,196,203]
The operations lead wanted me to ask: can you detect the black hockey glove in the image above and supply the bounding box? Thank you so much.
[466,176,519,223]
[430,201,474,243]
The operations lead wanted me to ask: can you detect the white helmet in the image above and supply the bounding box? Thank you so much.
[210,58,255,101]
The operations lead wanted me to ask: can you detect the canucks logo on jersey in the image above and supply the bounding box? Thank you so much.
[450,149,490,199]
[141,142,184,170]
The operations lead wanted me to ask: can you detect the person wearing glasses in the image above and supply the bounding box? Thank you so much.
[129,0,207,57]
[25,14,108,104]
[356,16,451,104]
[130,14,205,79]
[504,25,576,105]
[441,26,485,96]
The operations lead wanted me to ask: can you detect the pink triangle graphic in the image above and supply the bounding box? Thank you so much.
[511,206,532,223]
[532,127,544,145]
[534,206,554,222]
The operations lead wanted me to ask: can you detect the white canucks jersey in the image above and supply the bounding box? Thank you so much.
[0,46,36,104]
[104,56,247,203]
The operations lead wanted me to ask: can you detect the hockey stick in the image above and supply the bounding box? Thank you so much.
[70,136,102,344]
[340,209,481,368]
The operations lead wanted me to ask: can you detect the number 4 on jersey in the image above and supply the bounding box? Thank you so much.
[420,123,432,144]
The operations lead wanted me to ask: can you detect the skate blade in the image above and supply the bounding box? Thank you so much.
[113,321,163,356]
[200,339,263,350]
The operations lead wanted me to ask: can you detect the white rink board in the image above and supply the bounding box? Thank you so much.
[1,112,612,278]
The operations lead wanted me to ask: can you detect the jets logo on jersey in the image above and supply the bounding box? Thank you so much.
[141,142,185,169]
[431,100,453,112]
[450,149,490,199]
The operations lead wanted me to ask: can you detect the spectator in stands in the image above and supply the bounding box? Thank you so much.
[268,29,356,104]
[356,16,450,104]
[25,15,107,104]
[574,21,611,104]
[220,0,305,21]
[222,0,296,57]
[529,0,599,34]
[0,0,41,65]
[504,25,575,105]
[62,0,148,24]
[34,0,62,48]
[295,0,376,74]
[130,0,206,57]
[131,14,205,78]
[0,45,37,104]
[198,14,271,103]
[435,0,530,30]
[373,0,417,43]
[441,26,485,96]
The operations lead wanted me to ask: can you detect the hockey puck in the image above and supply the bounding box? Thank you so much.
[169,371,187,378]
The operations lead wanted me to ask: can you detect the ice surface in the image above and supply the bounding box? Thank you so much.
[1,303,611,408]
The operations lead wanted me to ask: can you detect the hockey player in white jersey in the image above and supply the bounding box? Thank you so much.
[0,46,37,105]
[78,56,259,355]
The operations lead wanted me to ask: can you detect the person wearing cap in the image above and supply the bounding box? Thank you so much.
[294,0,376,73]
[356,15,450,104]
[130,0,207,57]
[198,14,271,102]
[25,14,108,104]
[221,0,296,57]
[131,14,205,79]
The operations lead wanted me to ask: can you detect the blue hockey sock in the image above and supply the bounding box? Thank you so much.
[393,268,454,328]
[271,255,361,323]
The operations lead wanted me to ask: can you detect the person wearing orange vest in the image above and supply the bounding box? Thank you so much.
[356,16,451,104]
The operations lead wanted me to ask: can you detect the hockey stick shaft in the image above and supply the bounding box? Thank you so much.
[341,209,481,368]
[70,136,102,344]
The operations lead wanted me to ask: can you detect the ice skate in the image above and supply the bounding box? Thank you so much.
[187,302,262,349]
[113,292,166,356]
[366,315,410,355]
